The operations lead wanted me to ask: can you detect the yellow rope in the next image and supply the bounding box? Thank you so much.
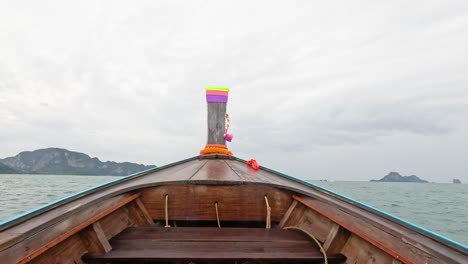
[215,202,221,228]
[164,194,171,228]
[264,196,271,229]
[283,226,328,264]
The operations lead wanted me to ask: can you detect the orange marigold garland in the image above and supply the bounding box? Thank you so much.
[199,147,233,156]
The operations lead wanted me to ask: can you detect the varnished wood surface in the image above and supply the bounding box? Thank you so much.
[33,234,87,264]
[113,227,309,242]
[278,200,298,228]
[82,227,347,263]
[293,195,467,264]
[341,234,395,264]
[206,102,227,145]
[140,185,294,222]
[323,223,350,253]
[80,222,112,254]
[127,199,153,227]
[1,155,467,264]
[99,207,131,240]
[0,193,134,263]
[189,159,240,182]
[31,199,149,263]
[14,193,140,264]
[134,198,154,225]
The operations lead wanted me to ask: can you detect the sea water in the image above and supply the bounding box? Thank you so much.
[311,181,467,246]
[0,174,466,245]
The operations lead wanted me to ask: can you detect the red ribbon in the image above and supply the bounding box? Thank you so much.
[247,159,259,170]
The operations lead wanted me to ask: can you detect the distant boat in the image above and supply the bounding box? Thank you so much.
[0,87,466,264]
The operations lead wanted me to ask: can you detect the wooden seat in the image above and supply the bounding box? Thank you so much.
[82,227,346,263]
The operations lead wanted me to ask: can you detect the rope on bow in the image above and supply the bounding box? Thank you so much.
[215,202,221,228]
[164,194,171,228]
[264,196,271,229]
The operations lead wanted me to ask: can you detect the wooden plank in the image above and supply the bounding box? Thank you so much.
[83,250,345,263]
[199,154,219,159]
[225,159,282,183]
[80,222,112,253]
[127,201,153,227]
[279,200,298,228]
[134,159,206,183]
[140,185,294,222]
[341,234,394,264]
[199,154,236,160]
[111,240,314,251]
[293,195,417,264]
[15,193,140,264]
[99,207,130,240]
[0,233,19,248]
[280,200,335,243]
[135,198,154,225]
[206,102,227,145]
[323,223,350,253]
[323,223,340,250]
[111,227,310,242]
[281,202,307,228]
[297,206,336,242]
[83,227,347,263]
[31,234,87,264]
[189,159,241,181]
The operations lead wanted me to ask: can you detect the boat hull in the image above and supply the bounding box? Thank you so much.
[0,155,466,263]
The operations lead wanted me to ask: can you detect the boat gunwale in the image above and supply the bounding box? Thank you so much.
[235,157,468,252]
[1,155,466,254]
[0,156,200,231]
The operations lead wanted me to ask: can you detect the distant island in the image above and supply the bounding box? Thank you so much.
[371,172,428,183]
[453,179,462,184]
[0,148,156,176]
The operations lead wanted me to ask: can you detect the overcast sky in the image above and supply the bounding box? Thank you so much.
[1,1,467,182]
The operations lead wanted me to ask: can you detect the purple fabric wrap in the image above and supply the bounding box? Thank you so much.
[206,95,228,103]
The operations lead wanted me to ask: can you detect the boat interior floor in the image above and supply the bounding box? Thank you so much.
[82,226,347,264]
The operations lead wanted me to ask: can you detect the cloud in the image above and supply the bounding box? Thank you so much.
[1,1,468,182]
